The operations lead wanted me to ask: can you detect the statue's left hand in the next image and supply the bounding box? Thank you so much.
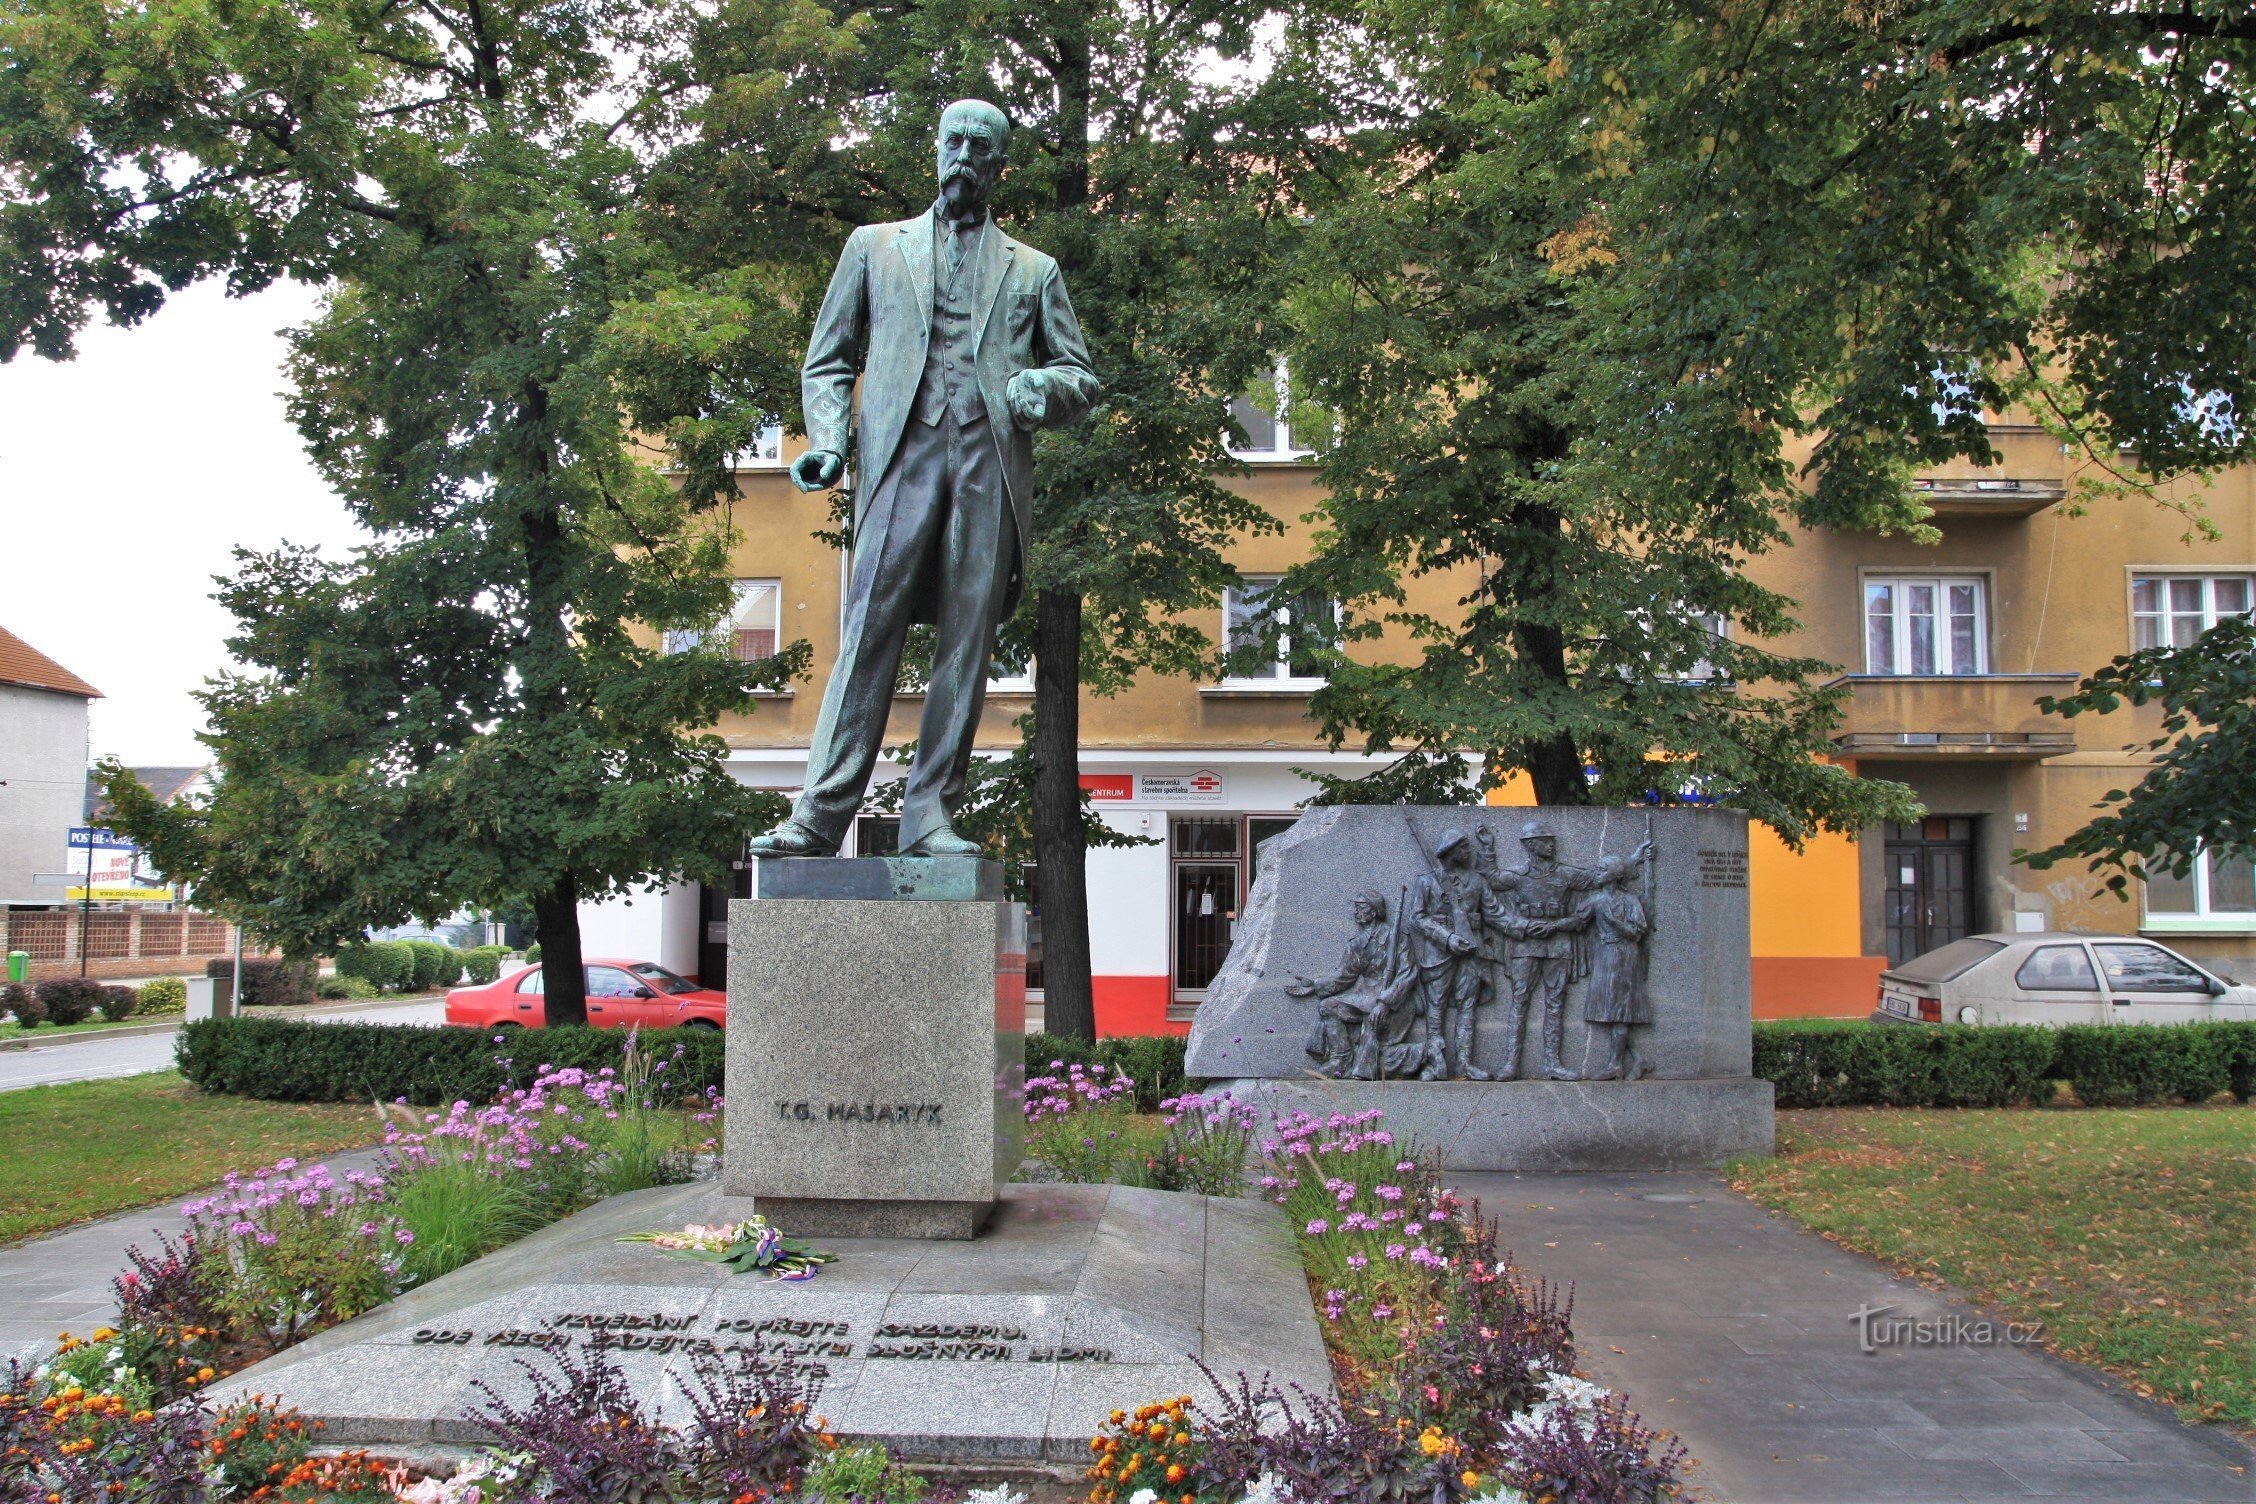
[1005,369,1048,429]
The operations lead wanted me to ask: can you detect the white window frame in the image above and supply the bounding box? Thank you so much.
[667,577,783,666]
[1225,358,1317,463]
[1220,575,1333,689]
[2141,846,2256,933]
[986,654,1035,695]
[1862,574,1989,676]
[730,417,787,469]
[2130,572,2255,651]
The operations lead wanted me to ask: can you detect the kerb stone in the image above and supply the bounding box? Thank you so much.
[725,895,1024,1236]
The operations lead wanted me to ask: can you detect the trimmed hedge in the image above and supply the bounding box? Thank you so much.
[461,945,509,986]
[2,982,43,1027]
[175,1016,724,1107]
[405,939,455,992]
[1023,1031,1190,1111]
[136,976,188,1015]
[33,977,104,1026]
[206,957,318,1007]
[336,940,413,992]
[1754,1018,2256,1109]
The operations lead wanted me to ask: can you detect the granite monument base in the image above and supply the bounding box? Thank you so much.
[725,860,1024,1239]
[203,1181,1334,1462]
[1217,1076,1776,1171]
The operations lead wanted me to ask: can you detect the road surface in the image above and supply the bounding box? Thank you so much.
[0,1000,449,1092]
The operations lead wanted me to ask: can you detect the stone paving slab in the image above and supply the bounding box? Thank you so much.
[206,1180,1333,1462]
[1456,1171,2254,1504]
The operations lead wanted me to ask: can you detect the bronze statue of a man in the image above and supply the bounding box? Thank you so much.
[750,99,1101,858]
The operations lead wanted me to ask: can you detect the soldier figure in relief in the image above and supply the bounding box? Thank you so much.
[1477,820,1604,1081]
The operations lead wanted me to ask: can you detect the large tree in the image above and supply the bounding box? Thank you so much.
[4,0,808,1020]
[1508,0,2256,859]
[651,0,1309,1036]
[1260,3,1917,839]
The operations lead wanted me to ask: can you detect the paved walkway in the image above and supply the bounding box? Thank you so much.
[1459,1171,2254,1504]
[0,998,446,1091]
[0,1147,387,1359]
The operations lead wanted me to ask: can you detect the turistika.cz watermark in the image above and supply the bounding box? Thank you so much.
[1849,1302,2044,1354]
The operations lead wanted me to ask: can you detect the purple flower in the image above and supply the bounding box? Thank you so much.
[1305,1218,1330,1236]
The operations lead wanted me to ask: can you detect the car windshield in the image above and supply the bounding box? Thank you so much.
[1890,937,2006,984]
[629,963,699,995]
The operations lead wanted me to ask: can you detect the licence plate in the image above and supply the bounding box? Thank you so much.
[1882,990,1915,1016]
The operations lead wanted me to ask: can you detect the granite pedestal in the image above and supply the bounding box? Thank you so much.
[724,857,1024,1239]
[1188,806,1773,1169]
[203,1181,1333,1462]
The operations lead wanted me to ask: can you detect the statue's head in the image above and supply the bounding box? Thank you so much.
[936,99,1011,217]
[1600,853,1638,887]
[1435,829,1471,866]
[1519,820,1557,860]
[1353,889,1388,926]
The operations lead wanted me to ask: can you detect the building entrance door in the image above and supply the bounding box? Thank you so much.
[1883,817,1975,965]
[697,856,753,987]
[1173,863,1239,998]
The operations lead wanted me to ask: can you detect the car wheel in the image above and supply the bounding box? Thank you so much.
[682,1018,721,1032]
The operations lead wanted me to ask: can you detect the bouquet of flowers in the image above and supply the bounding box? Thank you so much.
[619,1217,836,1280]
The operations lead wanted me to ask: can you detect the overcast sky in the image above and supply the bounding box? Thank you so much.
[0,279,366,767]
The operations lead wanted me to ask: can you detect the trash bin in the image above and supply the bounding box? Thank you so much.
[5,951,25,984]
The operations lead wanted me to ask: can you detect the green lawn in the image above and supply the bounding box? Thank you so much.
[0,1071,382,1245]
[1732,1106,2256,1428]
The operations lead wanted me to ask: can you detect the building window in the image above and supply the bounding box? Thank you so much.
[853,815,900,857]
[1224,577,1336,684]
[667,578,782,662]
[987,649,1034,694]
[1864,576,1987,676]
[1226,359,1317,461]
[2131,574,2254,649]
[2144,847,2256,920]
[733,417,786,468]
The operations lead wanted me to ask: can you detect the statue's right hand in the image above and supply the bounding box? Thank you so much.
[790,449,845,493]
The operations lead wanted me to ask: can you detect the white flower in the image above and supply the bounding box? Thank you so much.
[1466,1485,1536,1504]
[962,1487,1027,1504]
[1129,1490,1161,1504]
[1239,1472,1290,1504]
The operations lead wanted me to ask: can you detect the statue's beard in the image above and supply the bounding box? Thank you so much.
[940,165,987,208]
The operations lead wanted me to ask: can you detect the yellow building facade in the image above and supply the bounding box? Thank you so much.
[581,412,2256,1029]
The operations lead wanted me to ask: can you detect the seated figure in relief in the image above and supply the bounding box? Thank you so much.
[1285,888,1423,1079]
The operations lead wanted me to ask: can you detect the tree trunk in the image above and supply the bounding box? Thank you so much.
[1031,588,1096,1040]
[1516,613,1590,806]
[534,872,588,1027]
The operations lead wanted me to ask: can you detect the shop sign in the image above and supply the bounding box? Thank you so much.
[1078,774,1134,803]
[1135,769,1226,804]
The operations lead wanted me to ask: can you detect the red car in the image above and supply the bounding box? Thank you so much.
[445,959,725,1031]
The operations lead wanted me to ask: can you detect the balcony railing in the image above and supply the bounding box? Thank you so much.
[1823,673,2081,759]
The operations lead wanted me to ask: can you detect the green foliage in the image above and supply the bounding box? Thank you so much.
[33,977,102,1026]
[806,1445,931,1504]
[1753,1019,2256,1108]
[2,982,42,1027]
[175,1017,724,1106]
[2052,1024,2240,1108]
[460,945,509,985]
[206,958,320,1007]
[523,944,543,965]
[1257,7,1916,839]
[1023,1031,1189,1113]
[2024,620,2256,897]
[1754,1022,2059,1109]
[134,977,188,1015]
[315,973,381,1001]
[94,986,137,1024]
[404,939,456,993]
[336,941,413,992]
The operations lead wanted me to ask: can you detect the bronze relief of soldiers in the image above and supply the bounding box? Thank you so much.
[1285,888,1421,1079]
[1476,820,1604,1081]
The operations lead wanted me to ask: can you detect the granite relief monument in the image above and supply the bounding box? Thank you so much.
[1187,805,1775,1171]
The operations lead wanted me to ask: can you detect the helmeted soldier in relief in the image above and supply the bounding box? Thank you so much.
[1477,819,1603,1080]
[749,99,1100,859]
[1403,829,1512,1081]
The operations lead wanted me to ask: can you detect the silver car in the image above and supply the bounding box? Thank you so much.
[1875,932,2256,1027]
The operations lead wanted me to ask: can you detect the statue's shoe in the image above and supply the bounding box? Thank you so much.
[747,821,836,857]
[901,824,982,857]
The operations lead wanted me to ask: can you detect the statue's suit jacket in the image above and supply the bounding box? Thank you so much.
[801,208,1101,624]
